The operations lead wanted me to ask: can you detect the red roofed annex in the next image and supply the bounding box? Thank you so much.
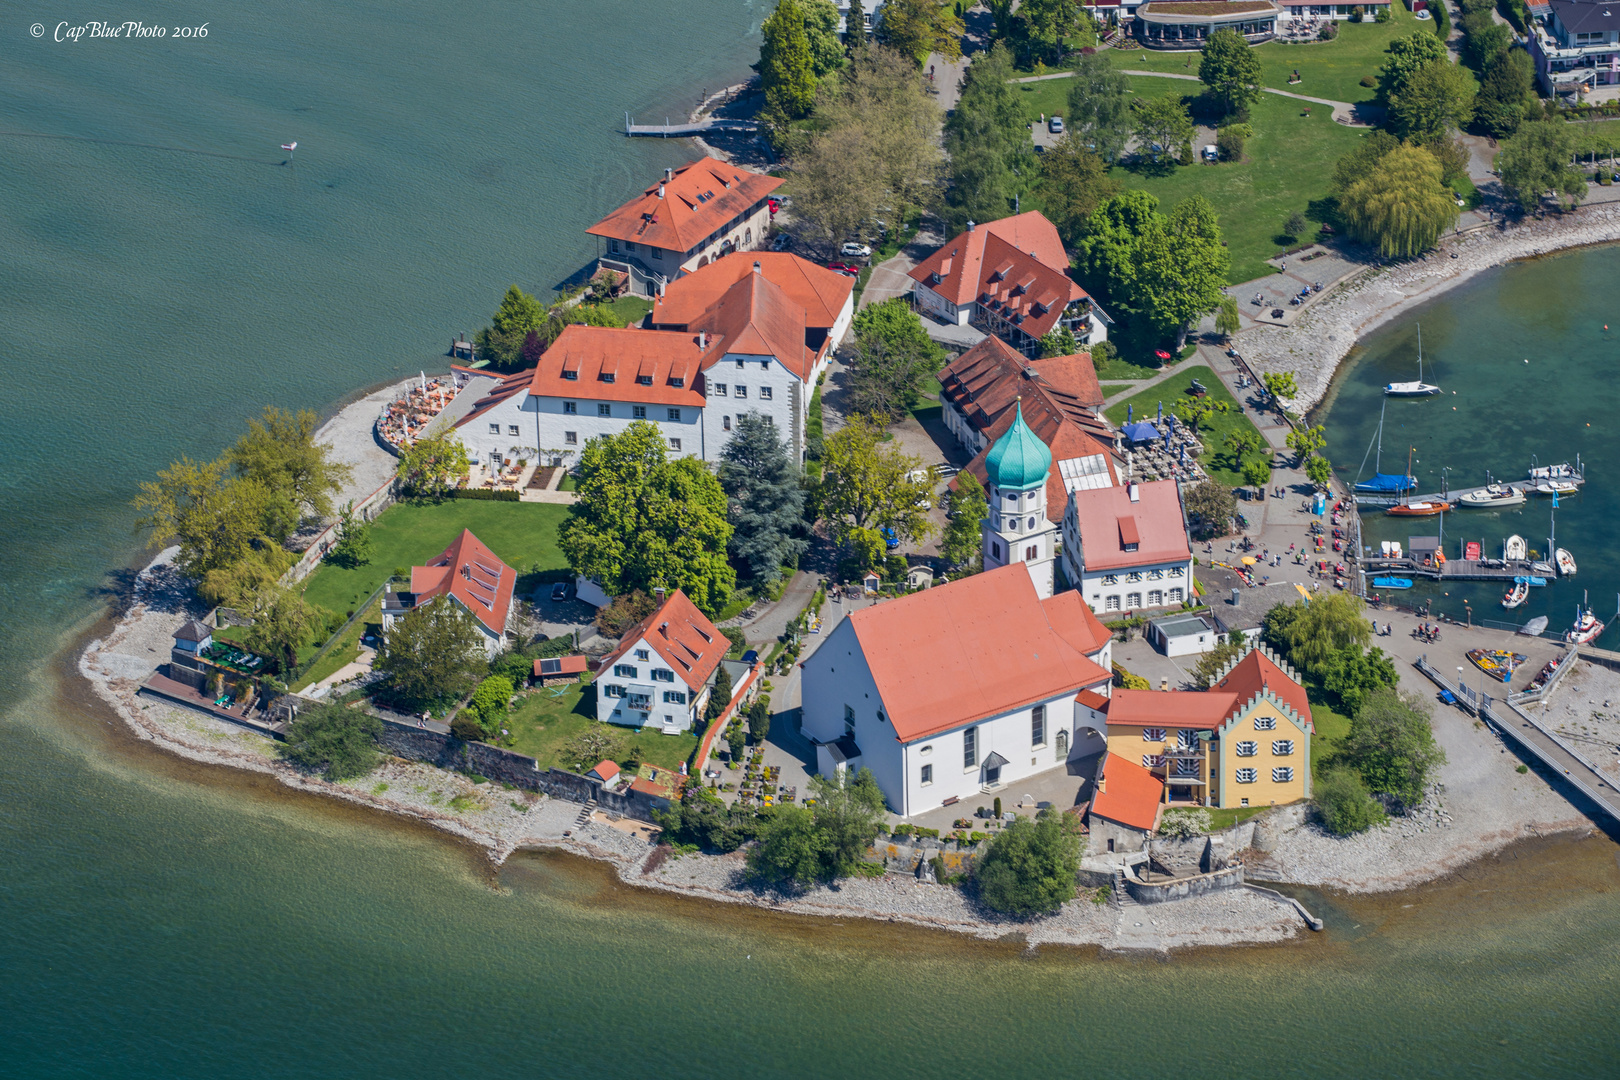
[381,529,515,659]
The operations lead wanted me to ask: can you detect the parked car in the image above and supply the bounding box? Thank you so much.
[550,582,571,602]
[882,526,900,550]
[767,196,782,214]
[840,241,872,258]
[826,262,861,276]
[1048,115,1064,133]
[770,233,792,251]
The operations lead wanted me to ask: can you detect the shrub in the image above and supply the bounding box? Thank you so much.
[1360,75,1377,87]
[1315,767,1387,836]
[1339,688,1447,808]
[450,487,521,502]
[975,808,1083,916]
[1375,6,1390,21]
[1318,21,1338,40]
[468,674,514,730]
[1157,807,1212,839]
[280,701,383,780]
[450,713,484,742]
[1111,662,1151,690]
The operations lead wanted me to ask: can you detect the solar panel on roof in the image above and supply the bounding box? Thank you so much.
[539,658,562,675]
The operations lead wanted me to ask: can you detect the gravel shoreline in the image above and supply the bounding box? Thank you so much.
[1240,206,1620,414]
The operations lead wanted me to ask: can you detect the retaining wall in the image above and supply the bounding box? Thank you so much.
[1126,863,1246,904]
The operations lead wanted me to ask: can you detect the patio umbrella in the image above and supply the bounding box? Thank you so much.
[1128,404,1133,423]
[1163,430,1171,450]
[1242,556,1258,565]
[1157,401,1163,422]
[1180,445,1188,466]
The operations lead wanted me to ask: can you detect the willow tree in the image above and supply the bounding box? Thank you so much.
[1340,144,1459,258]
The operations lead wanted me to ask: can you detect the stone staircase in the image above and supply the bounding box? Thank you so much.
[573,798,597,828]
[1111,866,1138,911]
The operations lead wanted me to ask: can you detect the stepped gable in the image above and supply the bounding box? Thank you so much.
[1210,645,1313,732]
[586,159,782,254]
[845,564,1112,743]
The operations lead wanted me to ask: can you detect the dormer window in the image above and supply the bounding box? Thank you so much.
[561,370,577,380]
[637,375,653,386]
[600,372,615,383]
[670,377,684,388]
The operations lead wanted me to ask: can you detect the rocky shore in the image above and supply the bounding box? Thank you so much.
[1241,205,1620,414]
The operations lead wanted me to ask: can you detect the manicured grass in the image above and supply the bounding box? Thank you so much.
[912,373,943,426]
[299,499,571,616]
[1102,365,1267,486]
[293,604,381,691]
[604,295,653,327]
[1205,804,1267,831]
[504,679,698,773]
[1100,382,1139,396]
[1105,5,1419,106]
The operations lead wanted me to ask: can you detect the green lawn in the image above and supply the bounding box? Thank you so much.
[293,602,381,691]
[604,295,653,327]
[1100,382,1138,396]
[1205,804,1267,831]
[504,679,699,773]
[1102,366,1267,486]
[1305,683,1353,776]
[913,373,943,426]
[299,499,571,617]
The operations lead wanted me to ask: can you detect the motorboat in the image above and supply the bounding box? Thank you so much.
[1566,606,1605,645]
[1505,534,1527,561]
[1468,647,1528,683]
[1556,548,1577,576]
[1502,579,1529,609]
[1371,576,1414,589]
[1457,484,1525,508]
[1520,615,1549,636]
[1528,461,1578,481]
[1531,480,1578,496]
[1387,501,1450,517]
[1526,575,1549,587]
[1527,658,1562,693]
[1385,324,1441,396]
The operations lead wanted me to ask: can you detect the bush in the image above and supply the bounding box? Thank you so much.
[1375,6,1390,21]
[1157,807,1212,839]
[281,701,383,780]
[975,808,1083,916]
[1339,688,1447,808]
[1216,125,1246,161]
[468,674,514,729]
[1360,75,1377,87]
[450,487,521,502]
[1318,21,1338,40]
[450,713,484,742]
[1315,767,1387,836]
[1111,662,1151,690]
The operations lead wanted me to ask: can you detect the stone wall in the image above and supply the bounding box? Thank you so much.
[1126,863,1246,904]
[869,835,984,878]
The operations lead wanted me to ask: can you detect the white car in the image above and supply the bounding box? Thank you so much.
[1049,115,1064,133]
[840,242,872,258]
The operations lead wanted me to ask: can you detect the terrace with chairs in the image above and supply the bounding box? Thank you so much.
[1134,0,1280,47]
[375,373,469,449]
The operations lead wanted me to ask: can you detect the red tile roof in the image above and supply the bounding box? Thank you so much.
[455,367,536,432]
[693,269,818,381]
[1103,688,1238,730]
[598,590,726,692]
[908,213,1088,341]
[526,324,709,407]
[586,159,783,254]
[1212,649,1314,732]
[534,654,589,677]
[1040,589,1113,657]
[1090,753,1164,831]
[1076,688,1111,712]
[410,529,515,637]
[842,564,1112,743]
[1067,480,1190,572]
[589,760,620,784]
[653,253,853,334]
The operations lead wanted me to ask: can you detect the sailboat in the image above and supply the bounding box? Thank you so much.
[1386,447,1449,516]
[1354,400,1418,494]
[1385,324,1441,396]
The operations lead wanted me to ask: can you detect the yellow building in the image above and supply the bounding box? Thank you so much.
[1096,646,1312,809]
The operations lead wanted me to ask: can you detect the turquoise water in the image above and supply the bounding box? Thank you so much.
[1320,246,1620,636]
[5,5,1620,1075]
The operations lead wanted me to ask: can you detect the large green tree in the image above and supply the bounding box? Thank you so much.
[1378,30,1448,103]
[1265,593,1371,675]
[1015,0,1082,66]
[1321,645,1399,717]
[1077,188,1162,304]
[1134,194,1229,348]
[718,413,808,585]
[945,42,1035,226]
[817,415,935,547]
[1474,50,1538,139]
[941,470,988,572]
[375,600,488,711]
[1388,59,1475,141]
[975,806,1084,916]
[1339,687,1447,808]
[1132,95,1196,164]
[226,407,352,524]
[747,768,888,887]
[1497,121,1587,212]
[559,421,735,615]
[849,298,947,420]
[1460,10,1511,73]
[1314,766,1387,836]
[244,584,322,676]
[395,427,471,498]
[801,0,846,76]
[881,0,965,65]
[1340,144,1459,257]
[280,701,383,780]
[1182,479,1235,540]
[1036,135,1121,246]
[1198,28,1264,118]
[1066,51,1133,163]
[476,285,547,366]
[1330,130,1401,195]
[761,0,818,121]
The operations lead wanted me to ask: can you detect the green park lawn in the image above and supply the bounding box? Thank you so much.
[1100,382,1138,396]
[603,295,653,327]
[299,499,570,617]
[503,678,699,773]
[1103,366,1267,486]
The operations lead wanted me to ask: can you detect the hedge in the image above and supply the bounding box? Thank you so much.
[451,488,521,502]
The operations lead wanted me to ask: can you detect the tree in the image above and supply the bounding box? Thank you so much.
[654,789,763,852]
[1078,189,1162,304]
[1314,766,1387,836]
[747,768,888,887]
[1132,95,1196,164]
[1216,123,1247,161]
[1213,295,1240,342]
[1475,49,1538,139]
[788,122,885,249]
[1283,210,1307,239]
[1191,632,1247,689]
[817,414,935,547]
[1223,428,1262,470]
[849,298,947,420]
[761,0,818,121]
[1320,645,1398,716]
[226,407,352,524]
[1135,194,1229,347]
[1040,326,1079,358]
[374,600,488,711]
[1016,0,1083,66]
[395,427,471,498]
[1498,121,1587,212]
[1340,144,1460,258]
[718,414,808,585]
[133,456,295,605]
[1067,51,1133,163]
[1285,422,1324,465]
[1170,395,1229,438]
[975,806,1083,916]
[706,663,734,722]
[1183,479,1235,540]
[1339,687,1447,808]
[1461,14,1511,73]
[945,43,1034,226]
[1377,30,1448,103]
[941,471,988,571]
[596,590,658,636]
[329,501,373,569]
[280,701,382,780]
[245,585,321,675]
[1331,130,1401,195]
[1242,457,1272,489]
[1199,28,1264,117]
[881,0,964,64]
[476,285,547,366]
[1389,60,1475,142]
[560,722,623,772]
[802,0,846,76]
[747,805,826,887]
[1037,136,1121,246]
[726,719,748,760]
[559,421,735,615]
[519,329,545,369]
[1262,371,1298,402]
[468,674,515,733]
[747,697,772,746]
[1270,594,1371,675]
[1305,454,1334,489]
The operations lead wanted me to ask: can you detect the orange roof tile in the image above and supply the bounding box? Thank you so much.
[409,529,515,637]
[586,159,782,254]
[908,213,1088,341]
[1212,649,1314,732]
[598,590,726,692]
[694,270,818,382]
[1040,589,1113,657]
[1090,753,1164,831]
[1068,480,1190,572]
[589,760,620,783]
[526,324,708,407]
[843,565,1112,743]
[652,253,853,334]
[1104,688,1238,730]
[1076,688,1111,712]
[953,386,1120,523]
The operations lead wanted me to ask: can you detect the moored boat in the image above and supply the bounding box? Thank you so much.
[1458,484,1525,508]
[1530,560,1555,576]
[1372,576,1414,589]
[1531,480,1578,496]
[1527,657,1562,693]
[1468,647,1529,683]
[1385,324,1440,396]
[1502,579,1529,609]
[1520,615,1549,636]
[1528,462,1577,481]
[1387,501,1450,517]
[1505,534,1527,561]
[1556,548,1577,576]
[1566,606,1605,645]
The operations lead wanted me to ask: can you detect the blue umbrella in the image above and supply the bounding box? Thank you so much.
[1163,430,1171,450]
[1157,401,1163,422]
[1128,403,1133,423]
[1180,445,1188,465]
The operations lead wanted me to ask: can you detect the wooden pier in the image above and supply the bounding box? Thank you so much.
[1361,556,1552,583]
[1353,472,1586,508]
[624,114,759,138]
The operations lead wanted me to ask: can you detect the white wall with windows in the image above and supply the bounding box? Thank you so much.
[453,386,705,468]
[698,351,809,462]
[594,636,707,733]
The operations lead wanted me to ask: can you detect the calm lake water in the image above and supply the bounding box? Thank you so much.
[5,5,1620,1076]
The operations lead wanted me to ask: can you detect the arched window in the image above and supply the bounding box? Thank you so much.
[745,228,752,244]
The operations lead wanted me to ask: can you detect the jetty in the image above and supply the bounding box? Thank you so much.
[624,113,759,138]
[1353,472,1586,508]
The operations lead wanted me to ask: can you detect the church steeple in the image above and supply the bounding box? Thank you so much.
[980,400,1058,599]
[984,401,1052,492]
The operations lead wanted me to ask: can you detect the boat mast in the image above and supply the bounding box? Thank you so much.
[1416,323,1422,382]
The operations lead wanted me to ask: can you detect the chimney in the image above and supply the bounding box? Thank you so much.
[665,167,673,182]
[659,620,670,637]
[967,220,975,232]
[657,183,665,199]
[461,563,471,578]
[698,330,707,350]
[1128,482,1140,503]
[753,260,762,274]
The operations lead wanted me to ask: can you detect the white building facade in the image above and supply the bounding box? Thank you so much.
[1060,479,1195,615]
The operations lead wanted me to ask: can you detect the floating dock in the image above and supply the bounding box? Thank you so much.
[1360,557,1549,583]
[624,114,759,138]
[1353,473,1586,508]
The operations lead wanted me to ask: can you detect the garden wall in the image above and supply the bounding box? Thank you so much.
[1126,864,1246,904]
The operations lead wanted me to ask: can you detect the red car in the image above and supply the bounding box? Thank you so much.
[768,197,781,215]
[827,262,860,276]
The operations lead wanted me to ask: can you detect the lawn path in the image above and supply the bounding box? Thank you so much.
[1014,67,1371,126]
